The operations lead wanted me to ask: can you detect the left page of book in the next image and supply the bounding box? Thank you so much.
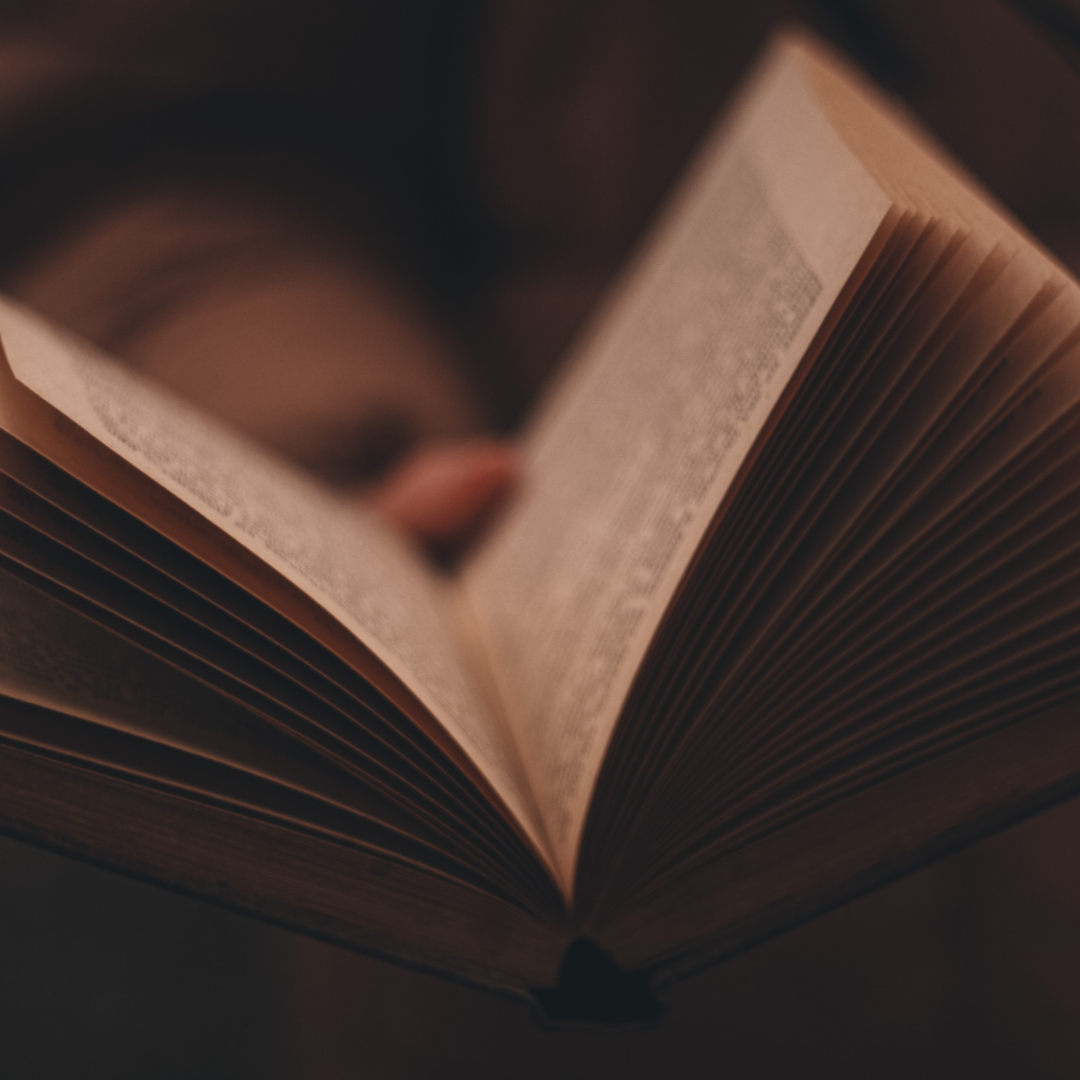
[0,300,549,863]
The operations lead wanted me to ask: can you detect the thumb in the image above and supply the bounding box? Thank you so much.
[372,438,518,547]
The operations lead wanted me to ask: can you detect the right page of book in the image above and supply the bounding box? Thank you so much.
[463,35,894,885]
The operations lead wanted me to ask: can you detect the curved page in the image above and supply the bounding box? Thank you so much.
[0,299,548,863]
[463,35,893,886]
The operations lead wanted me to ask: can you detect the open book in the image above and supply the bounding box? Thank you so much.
[2,30,1080,1021]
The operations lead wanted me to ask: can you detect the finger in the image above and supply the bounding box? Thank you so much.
[373,438,518,545]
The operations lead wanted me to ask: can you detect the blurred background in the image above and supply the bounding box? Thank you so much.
[3,1,1080,1075]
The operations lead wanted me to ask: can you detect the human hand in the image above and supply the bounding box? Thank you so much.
[370,438,518,560]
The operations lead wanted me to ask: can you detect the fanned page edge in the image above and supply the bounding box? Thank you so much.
[580,35,1080,963]
[0,303,556,875]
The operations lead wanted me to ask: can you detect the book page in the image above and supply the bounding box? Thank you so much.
[0,564,369,802]
[464,36,893,883]
[0,298,548,861]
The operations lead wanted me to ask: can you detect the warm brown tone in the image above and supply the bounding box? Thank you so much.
[1,36,1079,1030]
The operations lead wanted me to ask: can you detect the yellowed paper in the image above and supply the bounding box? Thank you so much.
[464,37,893,884]
[0,297,548,858]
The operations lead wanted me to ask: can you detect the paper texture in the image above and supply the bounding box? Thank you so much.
[0,298,545,851]
[464,40,893,882]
